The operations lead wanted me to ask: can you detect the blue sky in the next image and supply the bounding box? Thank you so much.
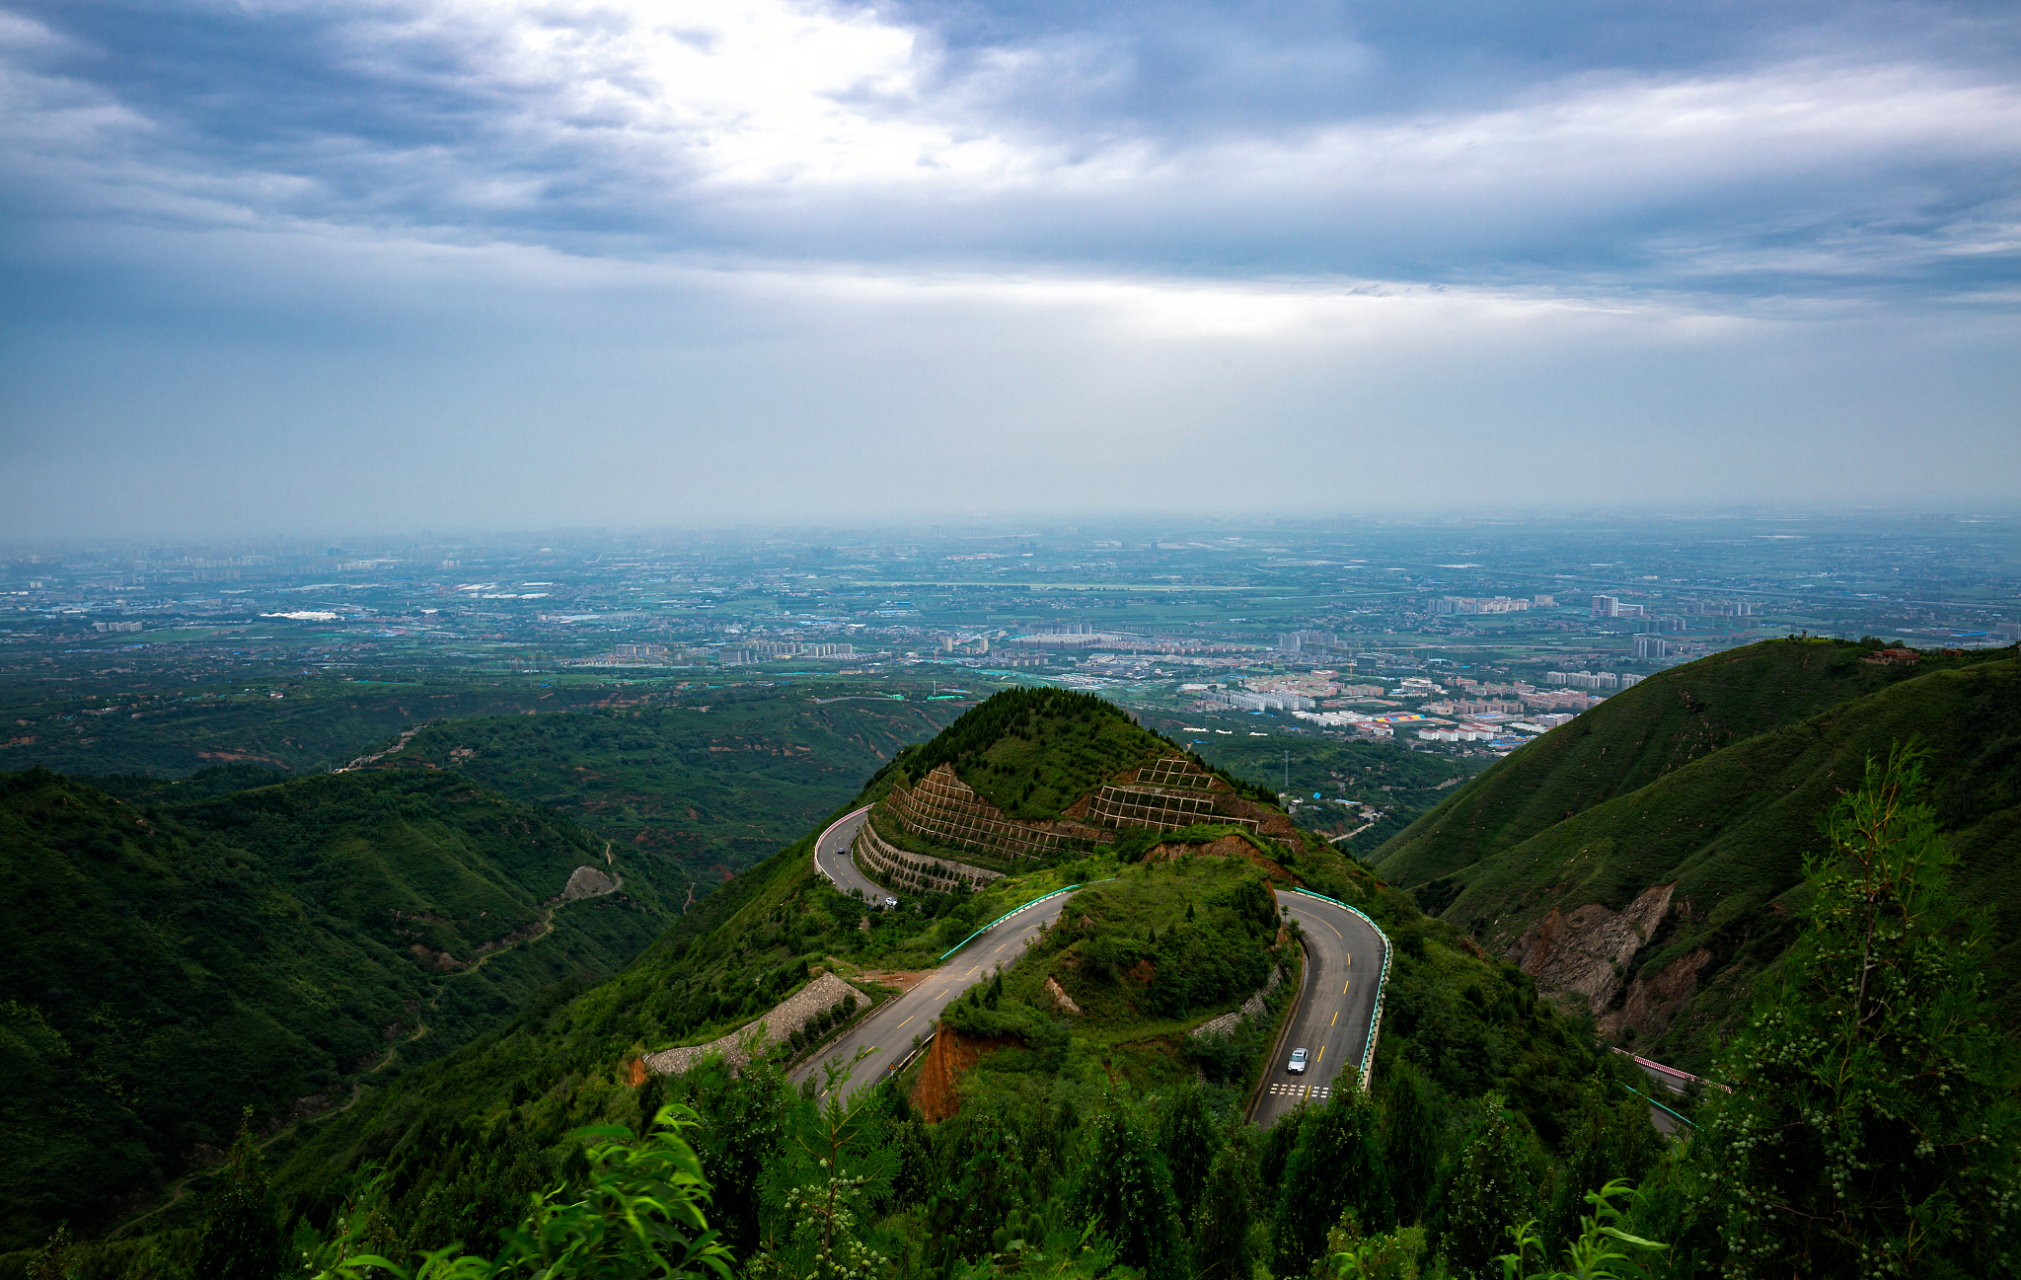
[2,0,2017,535]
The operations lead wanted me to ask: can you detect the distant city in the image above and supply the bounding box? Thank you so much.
[3,513,2016,764]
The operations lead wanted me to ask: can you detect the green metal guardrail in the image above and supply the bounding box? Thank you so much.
[937,880,1115,962]
[1284,887,1393,1090]
[1623,1082,1698,1130]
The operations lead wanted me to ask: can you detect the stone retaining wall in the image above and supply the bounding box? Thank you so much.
[643,972,869,1077]
[1190,963,1283,1039]
[853,821,1003,895]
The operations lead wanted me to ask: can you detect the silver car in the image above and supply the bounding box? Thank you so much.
[1287,1048,1308,1074]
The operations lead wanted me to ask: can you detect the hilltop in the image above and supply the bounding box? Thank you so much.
[1373,638,2021,1067]
[860,687,1302,880]
[0,767,669,1252]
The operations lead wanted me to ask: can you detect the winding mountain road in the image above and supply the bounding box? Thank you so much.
[1251,890,1389,1125]
[795,886,1073,1101]
[797,809,1390,1122]
[812,805,883,901]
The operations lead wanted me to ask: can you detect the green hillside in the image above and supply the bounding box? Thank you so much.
[10,676,2018,1279]
[894,686,1176,819]
[203,696,1635,1280]
[374,690,961,880]
[58,682,964,886]
[0,768,668,1252]
[0,680,623,778]
[1373,640,2021,1068]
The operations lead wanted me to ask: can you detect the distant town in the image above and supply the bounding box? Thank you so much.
[3,513,2016,766]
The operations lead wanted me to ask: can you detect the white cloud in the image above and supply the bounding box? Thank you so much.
[6,0,2016,300]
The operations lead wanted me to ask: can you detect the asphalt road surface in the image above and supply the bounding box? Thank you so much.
[812,806,886,902]
[1250,892,1389,1127]
[804,815,1392,1125]
[792,889,1077,1102]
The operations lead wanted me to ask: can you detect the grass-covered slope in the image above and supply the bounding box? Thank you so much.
[1372,640,2021,1068]
[1373,639,1963,891]
[896,687,1176,819]
[0,681,626,778]
[0,768,667,1251]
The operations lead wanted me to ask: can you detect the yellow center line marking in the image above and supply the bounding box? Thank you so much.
[1343,980,1351,994]
[1346,952,1351,965]
[897,1015,914,1030]
[1316,1047,1324,1063]
[1325,921,1342,938]
[1331,1012,1338,1026]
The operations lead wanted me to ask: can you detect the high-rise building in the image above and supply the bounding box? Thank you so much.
[1633,636,1668,660]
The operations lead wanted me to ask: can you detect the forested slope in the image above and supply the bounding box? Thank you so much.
[0,768,665,1251]
[376,690,962,879]
[1372,640,2021,1067]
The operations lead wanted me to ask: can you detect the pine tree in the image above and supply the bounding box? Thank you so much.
[194,1108,285,1280]
[1379,1060,1440,1226]
[1194,1132,1258,1280]
[1077,1097,1181,1279]
[1158,1080,1221,1213]
[1544,1075,1659,1254]
[1272,1086,1391,1277]
[1686,744,2021,1277]
[1434,1094,1539,1279]
[27,1223,74,1280]
[685,1055,788,1254]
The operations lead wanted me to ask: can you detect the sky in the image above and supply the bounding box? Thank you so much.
[1,0,2017,537]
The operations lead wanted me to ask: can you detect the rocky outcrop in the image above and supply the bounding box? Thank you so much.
[643,971,869,1077]
[1142,834,1297,883]
[1599,946,1714,1040]
[560,865,619,900]
[1044,976,1083,1015]
[909,1025,1003,1122]
[1505,883,1675,1014]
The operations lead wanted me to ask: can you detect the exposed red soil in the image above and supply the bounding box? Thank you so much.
[1144,834,1299,884]
[910,1026,1010,1122]
[847,968,930,994]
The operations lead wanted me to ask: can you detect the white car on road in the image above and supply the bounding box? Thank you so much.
[1287,1048,1308,1074]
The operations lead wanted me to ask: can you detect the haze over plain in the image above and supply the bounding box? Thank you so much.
[1,0,2017,535]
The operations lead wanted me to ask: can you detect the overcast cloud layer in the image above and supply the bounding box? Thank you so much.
[2,0,2017,536]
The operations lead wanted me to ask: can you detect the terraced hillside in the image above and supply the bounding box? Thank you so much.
[1373,639,2021,1068]
[859,687,1298,877]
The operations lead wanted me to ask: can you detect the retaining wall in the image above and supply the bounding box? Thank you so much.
[643,972,869,1077]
